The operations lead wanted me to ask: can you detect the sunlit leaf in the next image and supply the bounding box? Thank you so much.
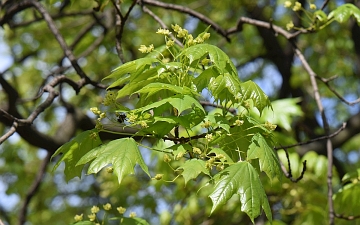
[247,133,281,181]
[209,161,272,222]
[239,80,271,114]
[328,3,360,25]
[178,159,210,185]
[51,129,102,182]
[77,138,150,184]
[333,183,360,216]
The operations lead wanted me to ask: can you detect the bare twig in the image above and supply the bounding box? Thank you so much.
[140,0,231,42]
[0,121,18,144]
[140,4,183,47]
[112,0,138,63]
[18,152,51,225]
[293,43,335,224]
[335,213,360,220]
[316,76,360,106]
[30,0,106,89]
[274,122,346,150]
[280,147,307,182]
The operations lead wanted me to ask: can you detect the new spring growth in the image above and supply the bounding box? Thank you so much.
[193,147,202,155]
[154,174,163,180]
[103,203,112,211]
[103,91,117,106]
[74,214,83,222]
[163,154,172,163]
[117,206,126,214]
[156,28,171,35]
[91,206,100,214]
[88,214,96,222]
[129,212,137,218]
[138,44,154,53]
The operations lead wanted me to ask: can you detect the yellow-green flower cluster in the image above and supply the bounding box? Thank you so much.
[292,2,302,11]
[103,203,112,210]
[156,28,171,35]
[117,206,126,214]
[103,91,117,106]
[74,214,83,222]
[172,24,188,38]
[138,44,154,53]
[286,21,294,30]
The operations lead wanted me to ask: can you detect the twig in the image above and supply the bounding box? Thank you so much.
[280,147,307,182]
[199,101,236,115]
[293,42,335,224]
[140,4,183,47]
[335,213,360,220]
[316,76,360,106]
[274,122,346,150]
[111,0,138,63]
[0,75,81,144]
[30,0,106,89]
[140,0,231,42]
[18,153,51,225]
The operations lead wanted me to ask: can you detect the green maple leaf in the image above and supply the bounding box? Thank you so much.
[51,129,102,182]
[247,133,281,181]
[76,137,150,184]
[178,159,210,185]
[209,161,272,223]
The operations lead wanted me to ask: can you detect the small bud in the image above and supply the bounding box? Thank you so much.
[292,2,302,11]
[74,214,83,222]
[193,147,202,155]
[205,133,213,142]
[103,203,112,211]
[88,213,96,222]
[154,174,163,180]
[234,119,244,126]
[286,21,294,31]
[129,212,137,218]
[163,154,172,163]
[156,28,171,35]
[91,206,100,214]
[106,167,114,173]
[284,1,292,8]
[117,206,126,214]
[310,4,316,10]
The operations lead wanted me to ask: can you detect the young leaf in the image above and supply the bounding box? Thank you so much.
[179,44,237,76]
[333,183,360,216]
[239,80,272,114]
[178,159,210,185]
[51,129,102,182]
[104,57,159,81]
[209,161,272,222]
[134,95,205,115]
[328,3,360,25]
[136,83,198,98]
[247,133,281,181]
[77,138,150,184]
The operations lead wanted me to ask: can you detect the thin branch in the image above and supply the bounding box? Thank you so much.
[30,0,106,89]
[274,122,346,150]
[140,0,231,42]
[199,101,236,115]
[112,0,138,63]
[335,213,360,221]
[0,121,18,144]
[280,147,307,182]
[140,4,183,47]
[316,75,360,106]
[18,153,51,225]
[293,42,335,224]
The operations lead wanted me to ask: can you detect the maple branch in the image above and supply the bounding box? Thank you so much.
[18,153,51,225]
[316,75,360,106]
[274,122,347,150]
[335,213,360,221]
[280,147,307,182]
[140,0,230,42]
